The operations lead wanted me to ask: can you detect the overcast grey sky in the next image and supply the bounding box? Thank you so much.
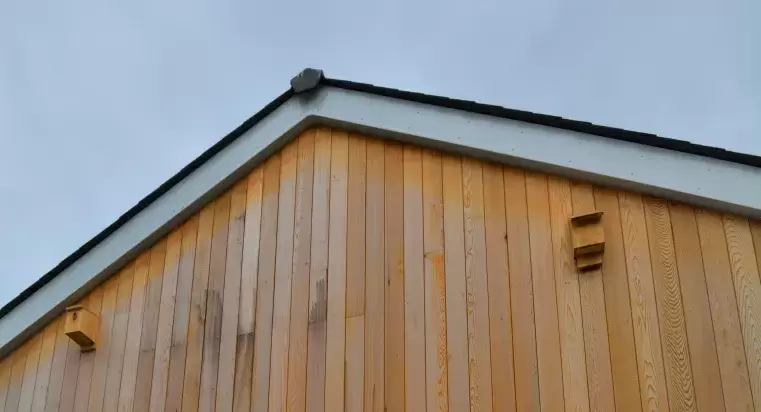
[1,0,759,306]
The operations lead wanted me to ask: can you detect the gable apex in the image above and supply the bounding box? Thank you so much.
[1,68,759,357]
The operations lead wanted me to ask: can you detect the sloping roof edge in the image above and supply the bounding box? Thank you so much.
[1,68,759,355]
[0,88,294,322]
[323,76,761,169]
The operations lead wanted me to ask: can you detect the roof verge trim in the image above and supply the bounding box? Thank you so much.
[1,71,759,356]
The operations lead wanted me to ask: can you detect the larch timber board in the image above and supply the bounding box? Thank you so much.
[2,126,761,412]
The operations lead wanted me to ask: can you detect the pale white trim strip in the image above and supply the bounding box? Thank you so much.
[313,86,761,218]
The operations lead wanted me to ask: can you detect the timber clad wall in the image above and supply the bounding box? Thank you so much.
[1,126,761,412]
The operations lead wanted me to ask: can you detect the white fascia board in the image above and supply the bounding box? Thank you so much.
[2,85,759,356]
[311,86,761,218]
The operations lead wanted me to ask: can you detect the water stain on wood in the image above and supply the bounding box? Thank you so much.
[309,278,328,324]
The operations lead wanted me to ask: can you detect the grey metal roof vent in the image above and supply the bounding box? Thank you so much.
[290,68,324,93]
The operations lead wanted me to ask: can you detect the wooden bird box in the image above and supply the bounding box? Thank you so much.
[571,211,605,271]
[64,305,99,352]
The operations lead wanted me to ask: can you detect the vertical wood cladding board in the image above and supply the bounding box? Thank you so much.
[2,126,760,412]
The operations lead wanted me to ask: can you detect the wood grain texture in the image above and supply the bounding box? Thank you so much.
[300,129,330,412]
[618,191,669,412]
[59,310,83,412]
[325,130,348,412]
[115,251,150,412]
[2,347,18,412]
[0,355,12,412]
[197,190,232,412]
[306,128,329,412]
[643,197,696,411]
[346,134,367,318]
[548,176,591,412]
[502,167,538,412]
[383,142,405,412]
[180,205,214,412]
[87,273,121,412]
[403,145,426,412]
[364,138,385,412]
[525,172,564,412]
[268,137,302,412]
[232,167,263,412]
[723,214,761,408]
[0,357,12,412]
[133,239,169,412]
[442,155,470,412]
[343,135,367,412]
[30,320,59,412]
[696,209,754,411]
[593,188,642,412]
[422,149,448,412]
[251,155,282,412]
[71,287,105,412]
[215,180,248,411]
[148,229,183,412]
[752,220,761,280]
[345,316,365,412]
[102,262,136,412]
[669,203,725,412]
[571,183,615,412]
[8,126,761,412]
[163,217,199,412]
[282,132,316,412]
[344,140,366,412]
[17,334,42,412]
[5,341,28,412]
[461,157,493,412]
[39,296,69,411]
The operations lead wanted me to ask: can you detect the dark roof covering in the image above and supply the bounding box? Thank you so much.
[3,68,759,320]
[322,76,761,169]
